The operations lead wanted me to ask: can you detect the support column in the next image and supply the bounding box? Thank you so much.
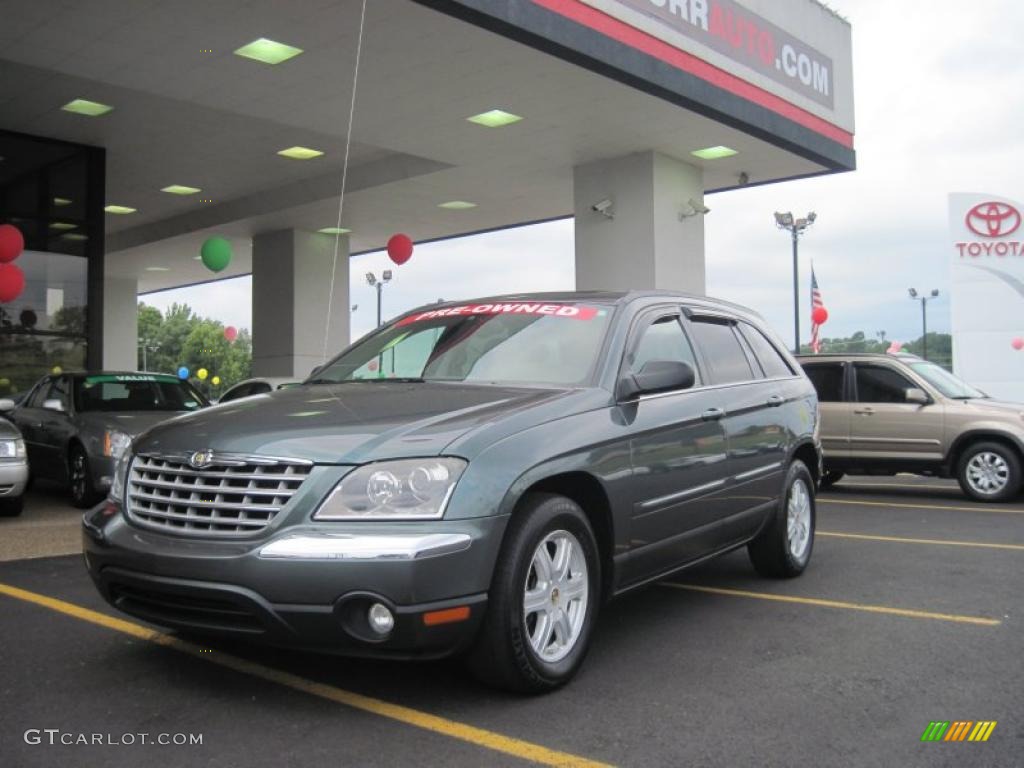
[573,151,706,294]
[101,276,138,370]
[251,229,350,378]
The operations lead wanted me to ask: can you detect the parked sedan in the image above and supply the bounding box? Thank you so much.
[12,372,208,507]
[217,377,301,404]
[0,402,28,516]
[84,292,821,692]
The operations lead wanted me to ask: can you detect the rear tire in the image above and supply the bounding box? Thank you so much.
[819,470,844,489]
[69,444,101,509]
[957,441,1021,503]
[748,460,815,578]
[468,493,600,693]
[0,495,23,517]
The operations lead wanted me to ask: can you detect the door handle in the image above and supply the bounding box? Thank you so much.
[853,407,874,415]
[766,394,784,407]
[701,407,725,421]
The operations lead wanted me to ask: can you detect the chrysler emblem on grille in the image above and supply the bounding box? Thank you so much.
[189,450,215,469]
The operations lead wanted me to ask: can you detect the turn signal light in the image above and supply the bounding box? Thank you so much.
[422,606,470,626]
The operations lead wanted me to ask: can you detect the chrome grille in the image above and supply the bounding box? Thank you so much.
[126,453,312,536]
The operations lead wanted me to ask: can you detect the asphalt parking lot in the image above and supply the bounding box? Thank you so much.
[0,477,1020,767]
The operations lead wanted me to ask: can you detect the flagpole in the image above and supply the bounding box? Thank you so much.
[791,227,800,353]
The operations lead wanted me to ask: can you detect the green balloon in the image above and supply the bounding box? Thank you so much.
[200,237,232,272]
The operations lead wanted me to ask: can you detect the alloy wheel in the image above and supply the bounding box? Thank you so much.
[787,478,812,560]
[522,529,589,663]
[966,451,1010,496]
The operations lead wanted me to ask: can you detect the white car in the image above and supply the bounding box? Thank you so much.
[0,399,29,516]
[217,377,301,404]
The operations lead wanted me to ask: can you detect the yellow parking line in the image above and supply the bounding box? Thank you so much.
[818,531,1024,552]
[819,497,1024,515]
[834,482,959,491]
[0,582,611,768]
[660,583,1001,627]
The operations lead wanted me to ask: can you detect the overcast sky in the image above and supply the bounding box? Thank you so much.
[143,0,1024,349]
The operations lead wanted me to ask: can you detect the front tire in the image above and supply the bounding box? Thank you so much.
[957,442,1022,503]
[820,470,844,489]
[748,460,815,578]
[468,493,600,693]
[0,495,23,517]
[69,444,100,509]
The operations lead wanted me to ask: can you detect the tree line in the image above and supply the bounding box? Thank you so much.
[799,331,952,370]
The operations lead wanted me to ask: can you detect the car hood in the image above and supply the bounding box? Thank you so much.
[133,381,592,463]
[78,410,193,437]
[953,398,1024,416]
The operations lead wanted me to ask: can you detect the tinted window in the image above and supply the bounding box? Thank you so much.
[803,363,844,402]
[220,383,253,403]
[74,376,206,412]
[27,379,52,408]
[856,365,915,404]
[688,320,754,384]
[740,324,793,378]
[46,377,70,410]
[630,316,699,378]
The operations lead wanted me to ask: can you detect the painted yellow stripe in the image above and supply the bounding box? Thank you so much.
[981,721,997,741]
[818,530,1024,552]
[819,498,1024,515]
[661,583,1001,627]
[968,722,986,741]
[0,582,611,768]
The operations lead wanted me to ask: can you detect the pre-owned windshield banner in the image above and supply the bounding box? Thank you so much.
[397,303,600,326]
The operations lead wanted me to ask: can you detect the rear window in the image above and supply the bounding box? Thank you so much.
[688,320,754,385]
[802,363,844,402]
[739,324,794,378]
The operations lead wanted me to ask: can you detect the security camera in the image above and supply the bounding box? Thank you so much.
[591,198,614,219]
[688,198,710,215]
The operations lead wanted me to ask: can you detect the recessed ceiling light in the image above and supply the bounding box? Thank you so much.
[61,98,113,117]
[438,200,477,210]
[161,185,201,195]
[49,222,77,231]
[146,266,170,272]
[233,38,303,65]
[691,145,738,160]
[277,146,323,160]
[53,197,72,207]
[467,109,523,128]
[104,204,137,214]
[317,227,351,235]
[61,233,88,241]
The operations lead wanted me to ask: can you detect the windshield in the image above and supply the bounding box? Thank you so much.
[908,361,986,399]
[74,374,208,412]
[314,302,613,386]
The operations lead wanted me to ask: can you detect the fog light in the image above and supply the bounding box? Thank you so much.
[368,602,394,635]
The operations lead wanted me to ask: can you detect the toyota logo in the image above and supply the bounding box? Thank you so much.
[965,201,1021,238]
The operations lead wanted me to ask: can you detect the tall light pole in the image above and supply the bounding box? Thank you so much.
[138,338,159,372]
[908,288,939,361]
[365,270,393,327]
[774,211,817,352]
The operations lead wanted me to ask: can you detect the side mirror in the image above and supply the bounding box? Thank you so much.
[42,398,65,412]
[0,398,14,412]
[905,387,930,405]
[620,360,696,400]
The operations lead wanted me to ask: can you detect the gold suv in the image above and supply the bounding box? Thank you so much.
[797,353,1024,502]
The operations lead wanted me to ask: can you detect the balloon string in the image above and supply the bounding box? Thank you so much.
[322,0,368,365]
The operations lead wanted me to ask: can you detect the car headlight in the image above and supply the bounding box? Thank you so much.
[103,430,131,459]
[314,458,467,521]
[108,450,132,504]
[0,438,25,459]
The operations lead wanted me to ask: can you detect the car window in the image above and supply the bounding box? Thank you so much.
[75,376,206,412]
[250,382,272,396]
[630,315,700,380]
[219,383,251,402]
[855,364,915,404]
[802,363,845,402]
[739,324,794,378]
[25,378,51,408]
[46,377,70,410]
[688,320,754,385]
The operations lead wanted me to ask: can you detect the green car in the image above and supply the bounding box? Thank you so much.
[84,292,821,692]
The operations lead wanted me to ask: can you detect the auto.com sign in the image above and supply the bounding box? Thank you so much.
[949,193,1024,401]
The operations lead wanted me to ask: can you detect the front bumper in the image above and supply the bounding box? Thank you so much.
[82,504,508,659]
[0,459,28,497]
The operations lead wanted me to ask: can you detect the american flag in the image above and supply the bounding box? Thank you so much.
[810,266,824,354]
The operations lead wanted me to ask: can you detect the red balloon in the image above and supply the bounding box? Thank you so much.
[386,233,413,265]
[1012,338,1024,351]
[0,263,25,303]
[811,306,829,325]
[0,224,24,263]
[224,325,238,342]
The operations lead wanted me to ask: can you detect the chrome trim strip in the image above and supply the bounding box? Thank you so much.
[136,451,313,467]
[633,375,801,403]
[638,479,727,510]
[734,462,784,482]
[258,533,472,561]
[851,437,942,446]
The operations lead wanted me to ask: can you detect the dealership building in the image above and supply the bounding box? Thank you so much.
[0,0,855,389]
